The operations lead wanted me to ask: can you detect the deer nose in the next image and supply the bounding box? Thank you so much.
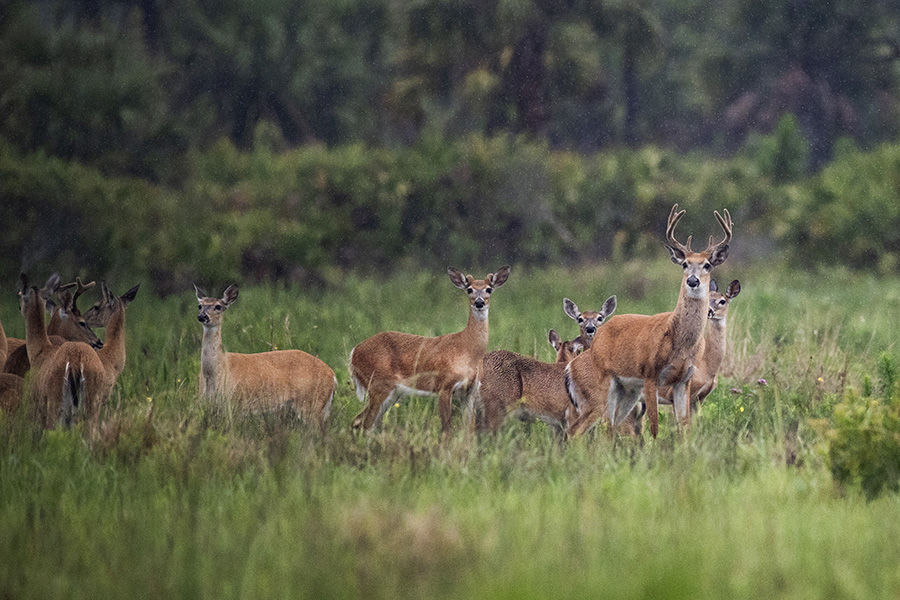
[474,298,485,309]
[686,275,700,288]
[197,314,209,323]
[585,326,596,335]
[92,340,104,350]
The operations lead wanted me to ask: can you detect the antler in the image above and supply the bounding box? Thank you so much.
[58,277,96,312]
[665,204,692,253]
[704,208,733,254]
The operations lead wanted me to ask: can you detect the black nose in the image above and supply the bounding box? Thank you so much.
[474,298,485,309]
[585,326,595,335]
[198,314,208,323]
[92,340,104,350]
[687,276,700,288]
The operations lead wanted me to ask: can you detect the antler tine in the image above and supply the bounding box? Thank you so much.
[59,277,96,311]
[665,204,690,253]
[705,208,733,252]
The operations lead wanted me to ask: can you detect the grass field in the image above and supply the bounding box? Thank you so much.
[2,260,899,599]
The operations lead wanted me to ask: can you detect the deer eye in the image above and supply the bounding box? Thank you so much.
[214,305,222,311]
[703,263,711,270]
[719,299,726,305]
[578,317,584,323]
[466,287,473,294]
[198,304,202,310]
[682,263,688,270]
[486,288,492,293]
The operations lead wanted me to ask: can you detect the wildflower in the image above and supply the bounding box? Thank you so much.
[394,402,400,408]
[273,346,278,350]
[730,388,742,395]
[739,406,744,412]
[146,397,153,403]
[757,378,767,386]
[817,377,824,383]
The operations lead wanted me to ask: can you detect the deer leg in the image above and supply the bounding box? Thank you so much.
[351,381,394,431]
[672,365,695,428]
[644,378,659,438]
[438,387,454,433]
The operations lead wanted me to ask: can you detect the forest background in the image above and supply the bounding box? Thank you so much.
[4,0,900,291]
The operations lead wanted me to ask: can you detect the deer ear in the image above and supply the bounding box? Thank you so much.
[571,340,584,355]
[666,244,686,265]
[490,265,511,288]
[447,267,468,290]
[727,280,741,298]
[44,273,61,297]
[548,329,561,350]
[221,284,239,305]
[709,279,718,293]
[602,295,617,319]
[194,284,207,301]
[121,284,140,305]
[709,244,729,267]
[19,273,29,294]
[563,298,580,321]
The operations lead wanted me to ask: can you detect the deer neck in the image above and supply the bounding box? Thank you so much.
[0,314,7,362]
[46,308,62,336]
[98,305,127,377]
[461,307,490,353]
[669,287,708,359]
[200,323,229,395]
[702,317,728,373]
[23,296,53,366]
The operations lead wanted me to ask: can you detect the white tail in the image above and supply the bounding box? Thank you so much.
[194,284,336,430]
[566,205,733,437]
[349,265,511,432]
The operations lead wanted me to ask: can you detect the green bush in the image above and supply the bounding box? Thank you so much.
[828,354,900,498]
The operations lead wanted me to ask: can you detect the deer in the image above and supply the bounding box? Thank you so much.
[194,284,337,430]
[349,266,511,433]
[563,297,607,350]
[478,296,616,435]
[18,273,108,428]
[658,279,741,409]
[86,281,140,392]
[565,204,733,438]
[4,276,103,377]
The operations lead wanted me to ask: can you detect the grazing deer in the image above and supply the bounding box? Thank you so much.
[194,284,337,429]
[18,274,107,428]
[4,276,103,377]
[566,205,733,437]
[349,266,511,432]
[658,279,741,408]
[478,296,613,434]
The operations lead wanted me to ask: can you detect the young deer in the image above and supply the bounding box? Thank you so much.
[658,279,741,408]
[349,266,511,432]
[563,297,608,350]
[4,276,103,377]
[478,298,614,435]
[195,284,336,429]
[566,205,733,437]
[18,274,107,428]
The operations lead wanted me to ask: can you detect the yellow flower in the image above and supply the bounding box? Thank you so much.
[273,346,278,350]
[394,403,400,408]
[739,406,744,412]
[146,397,153,403]
[817,377,824,383]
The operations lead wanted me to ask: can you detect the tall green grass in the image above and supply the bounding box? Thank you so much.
[1,262,899,599]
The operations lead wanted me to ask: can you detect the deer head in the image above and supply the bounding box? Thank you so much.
[447,266,511,321]
[664,204,732,300]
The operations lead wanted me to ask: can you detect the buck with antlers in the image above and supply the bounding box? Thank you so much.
[658,279,741,409]
[194,284,336,429]
[565,205,733,437]
[4,276,103,377]
[18,274,108,427]
[478,295,615,435]
[350,266,510,433]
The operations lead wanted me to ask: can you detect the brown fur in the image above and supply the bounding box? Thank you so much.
[18,274,107,428]
[350,266,510,432]
[195,284,336,430]
[565,206,732,437]
[477,329,583,434]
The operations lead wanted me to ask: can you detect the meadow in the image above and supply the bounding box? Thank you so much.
[2,259,899,599]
